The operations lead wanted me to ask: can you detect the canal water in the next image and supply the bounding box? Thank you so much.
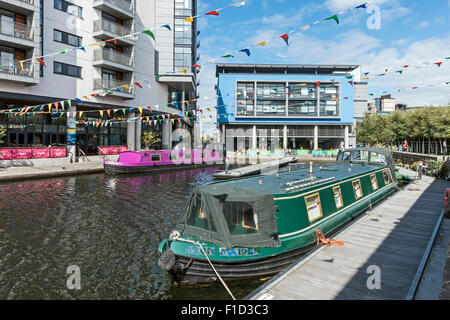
[0,166,266,300]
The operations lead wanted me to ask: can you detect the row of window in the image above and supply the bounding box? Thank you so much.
[305,171,391,223]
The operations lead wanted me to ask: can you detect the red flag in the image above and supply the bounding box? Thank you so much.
[54,102,59,112]
[348,81,354,86]
[314,81,321,86]
[133,81,143,88]
[403,65,409,68]
[147,106,152,112]
[412,86,418,89]
[36,58,46,68]
[192,64,201,68]
[106,110,111,117]
[435,62,443,67]
[105,38,118,45]
[280,34,289,45]
[205,10,219,15]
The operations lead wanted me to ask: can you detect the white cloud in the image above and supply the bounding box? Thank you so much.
[417,21,429,29]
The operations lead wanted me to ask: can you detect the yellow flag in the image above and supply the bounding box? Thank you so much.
[180,68,187,74]
[138,107,143,114]
[257,41,266,46]
[99,110,104,117]
[48,104,52,112]
[79,111,84,118]
[123,85,130,89]
[19,61,24,70]
[184,16,194,22]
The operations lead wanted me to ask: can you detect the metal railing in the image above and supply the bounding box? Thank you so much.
[93,78,134,95]
[94,48,133,67]
[0,59,34,78]
[94,0,133,13]
[0,19,34,41]
[93,19,132,37]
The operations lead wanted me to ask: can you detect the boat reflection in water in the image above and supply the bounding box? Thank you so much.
[158,148,398,284]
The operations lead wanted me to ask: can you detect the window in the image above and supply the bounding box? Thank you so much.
[371,174,378,190]
[222,201,258,234]
[174,46,191,69]
[54,29,81,47]
[169,153,178,161]
[352,180,363,199]
[54,0,83,18]
[305,193,322,222]
[184,152,192,159]
[333,186,343,209]
[151,154,161,162]
[383,170,390,184]
[53,61,81,78]
[236,82,255,116]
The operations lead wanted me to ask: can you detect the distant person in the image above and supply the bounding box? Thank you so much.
[403,140,408,152]
[224,157,229,173]
[418,161,423,180]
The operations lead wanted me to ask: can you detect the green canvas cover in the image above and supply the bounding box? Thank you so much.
[176,184,281,250]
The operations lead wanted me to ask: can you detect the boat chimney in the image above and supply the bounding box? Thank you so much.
[309,162,314,174]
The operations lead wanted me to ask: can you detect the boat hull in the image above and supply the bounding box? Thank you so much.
[104,162,214,174]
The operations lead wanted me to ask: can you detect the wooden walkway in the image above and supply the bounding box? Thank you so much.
[213,157,296,179]
[246,169,449,300]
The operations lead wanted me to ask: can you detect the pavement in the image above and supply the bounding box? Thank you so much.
[0,161,105,183]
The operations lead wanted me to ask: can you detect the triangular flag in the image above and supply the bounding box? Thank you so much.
[239,49,250,56]
[435,62,443,67]
[105,38,118,45]
[231,1,246,7]
[280,34,289,46]
[142,30,155,40]
[76,46,86,52]
[59,48,69,54]
[161,24,171,31]
[355,3,367,9]
[314,81,321,86]
[106,110,111,117]
[324,15,339,24]
[348,81,354,86]
[138,107,143,114]
[396,70,403,74]
[222,54,234,58]
[180,68,187,74]
[205,10,219,16]
[257,41,266,46]
[67,99,72,108]
[133,81,143,88]
[36,58,46,68]
[184,16,194,22]
[99,110,104,117]
[300,25,310,31]
[192,64,201,68]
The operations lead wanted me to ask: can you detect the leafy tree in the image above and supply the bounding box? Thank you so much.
[142,130,161,150]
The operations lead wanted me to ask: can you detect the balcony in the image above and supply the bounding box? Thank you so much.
[0,0,36,14]
[93,78,135,99]
[93,19,133,45]
[93,48,134,72]
[93,0,134,20]
[0,20,35,48]
[0,59,39,84]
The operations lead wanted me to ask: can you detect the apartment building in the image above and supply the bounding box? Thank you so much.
[216,64,367,152]
[0,0,199,158]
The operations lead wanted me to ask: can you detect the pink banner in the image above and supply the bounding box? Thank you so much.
[119,146,128,153]
[0,148,12,160]
[51,147,66,158]
[32,148,50,159]
[110,146,119,155]
[98,146,111,155]
[13,148,32,159]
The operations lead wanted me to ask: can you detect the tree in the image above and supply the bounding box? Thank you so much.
[0,126,6,144]
[141,130,161,150]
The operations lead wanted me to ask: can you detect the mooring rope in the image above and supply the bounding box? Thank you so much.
[170,233,236,300]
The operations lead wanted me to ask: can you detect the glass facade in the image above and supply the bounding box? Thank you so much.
[236,81,340,118]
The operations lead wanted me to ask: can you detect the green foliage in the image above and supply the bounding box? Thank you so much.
[356,106,450,146]
[0,126,6,144]
[142,130,161,150]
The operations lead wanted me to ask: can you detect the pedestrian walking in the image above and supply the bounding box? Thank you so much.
[224,157,229,173]
[418,160,423,180]
[403,140,408,152]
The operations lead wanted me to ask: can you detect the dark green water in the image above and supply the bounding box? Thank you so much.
[0,167,266,300]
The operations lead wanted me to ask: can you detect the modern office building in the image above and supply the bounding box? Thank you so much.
[216,64,367,152]
[375,94,396,114]
[0,0,199,158]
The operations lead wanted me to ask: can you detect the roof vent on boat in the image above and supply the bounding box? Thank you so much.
[284,177,335,192]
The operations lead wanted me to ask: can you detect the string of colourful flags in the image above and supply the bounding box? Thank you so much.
[205,2,368,64]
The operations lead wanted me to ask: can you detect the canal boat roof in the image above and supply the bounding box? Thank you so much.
[199,162,388,197]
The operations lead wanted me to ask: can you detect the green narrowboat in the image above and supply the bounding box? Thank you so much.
[158,148,398,284]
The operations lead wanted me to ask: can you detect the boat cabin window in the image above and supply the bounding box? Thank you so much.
[352,180,363,199]
[370,174,378,190]
[170,153,178,161]
[201,152,207,159]
[305,193,322,222]
[383,170,390,184]
[333,186,343,209]
[151,154,161,162]
[222,201,258,235]
[339,152,351,161]
[351,150,369,162]
[186,194,216,232]
[370,153,387,165]
[184,153,192,160]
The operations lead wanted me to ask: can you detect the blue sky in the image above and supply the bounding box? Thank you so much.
[196,0,450,131]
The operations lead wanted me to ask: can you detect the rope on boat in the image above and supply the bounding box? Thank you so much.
[171,233,237,300]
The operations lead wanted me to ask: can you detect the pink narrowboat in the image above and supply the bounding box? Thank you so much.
[103,149,223,174]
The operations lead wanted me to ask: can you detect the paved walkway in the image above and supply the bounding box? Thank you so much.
[0,161,105,183]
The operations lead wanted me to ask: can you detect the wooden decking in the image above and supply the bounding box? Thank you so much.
[246,169,449,300]
[213,157,296,179]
